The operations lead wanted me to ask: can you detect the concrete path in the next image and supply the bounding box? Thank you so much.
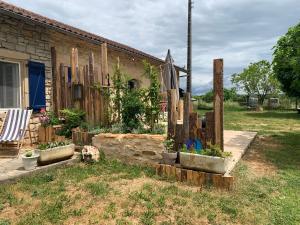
[224,130,257,176]
[0,153,79,183]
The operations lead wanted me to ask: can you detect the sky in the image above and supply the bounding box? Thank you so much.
[5,0,300,94]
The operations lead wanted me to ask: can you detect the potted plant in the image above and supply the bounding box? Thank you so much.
[35,141,75,165]
[180,143,232,174]
[22,151,39,170]
[161,138,177,165]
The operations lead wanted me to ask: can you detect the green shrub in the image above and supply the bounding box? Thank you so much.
[59,108,86,137]
[121,90,144,132]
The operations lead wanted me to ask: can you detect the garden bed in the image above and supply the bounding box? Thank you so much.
[92,133,165,166]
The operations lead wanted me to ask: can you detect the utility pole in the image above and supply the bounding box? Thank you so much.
[187,0,193,93]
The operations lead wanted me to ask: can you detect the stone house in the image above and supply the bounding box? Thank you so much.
[0,1,184,143]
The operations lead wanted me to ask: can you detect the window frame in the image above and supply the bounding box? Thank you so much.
[0,59,22,111]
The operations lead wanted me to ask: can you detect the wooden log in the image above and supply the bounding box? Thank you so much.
[175,167,182,181]
[167,89,177,139]
[165,165,172,178]
[170,166,176,178]
[181,169,188,182]
[187,170,194,184]
[51,47,58,114]
[183,93,191,141]
[212,174,223,189]
[156,164,163,176]
[198,172,206,186]
[192,171,200,186]
[223,176,234,191]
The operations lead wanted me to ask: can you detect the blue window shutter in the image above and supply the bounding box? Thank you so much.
[28,61,46,111]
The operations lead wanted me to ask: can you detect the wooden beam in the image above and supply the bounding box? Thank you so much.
[101,42,109,86]
[167,89,177,139]
[213,59,224,150]
[183,92,191,141]
[51,47,58,114]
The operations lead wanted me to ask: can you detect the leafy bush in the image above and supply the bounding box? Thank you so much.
[38,141,71,150]
[180,143,232,158]
[121,90,144,132]
[163,139,175,153]
[59,108,86,137]
[25,151,33,157]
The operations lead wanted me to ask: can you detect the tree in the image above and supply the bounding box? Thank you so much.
[273,22,300,104]
[231,60,280,105]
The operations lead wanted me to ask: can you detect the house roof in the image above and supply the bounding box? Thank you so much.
[0,1,186,72]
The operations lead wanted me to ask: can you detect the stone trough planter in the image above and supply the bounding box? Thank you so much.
[180,152,231,174]
[35,144,75,166]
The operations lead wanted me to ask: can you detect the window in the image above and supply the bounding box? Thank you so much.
[128,79,139,90]
[0,61,20,108]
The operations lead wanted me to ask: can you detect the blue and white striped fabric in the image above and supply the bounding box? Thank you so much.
[0,109,32,142]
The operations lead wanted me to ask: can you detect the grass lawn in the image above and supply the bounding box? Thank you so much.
[0,105,299,225]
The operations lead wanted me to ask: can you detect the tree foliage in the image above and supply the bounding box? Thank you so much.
[231,60,280,104]
[273,22,300,99]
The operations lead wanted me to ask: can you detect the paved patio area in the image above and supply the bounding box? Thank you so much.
[0,130,257,183]
[0,151,79,183]
[224,130,257,175]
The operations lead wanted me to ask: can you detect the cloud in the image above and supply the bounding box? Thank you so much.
[4,0,300,94]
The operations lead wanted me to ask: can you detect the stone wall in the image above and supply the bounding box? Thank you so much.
[92,133,165,166]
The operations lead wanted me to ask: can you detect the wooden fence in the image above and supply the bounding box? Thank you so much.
[51,43,109,125]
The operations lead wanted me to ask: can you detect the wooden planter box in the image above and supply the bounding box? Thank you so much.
[38,125,65,143]
[180,152,231,174]
[35,144,75,165]
[72,130,95,146]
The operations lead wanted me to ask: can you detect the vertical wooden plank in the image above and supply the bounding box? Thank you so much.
[89,58,95,124]
[59,64,65,110]
[205,111,214,146]
[192,171,200,186]
[223,176,234,191]
[187,170,194,184]
[156,164,163,176]
[167,89,177,139]
[189,112,198,140]
[212,174,223,189]
[71,48,79,83]
[175,168,182,181]
[101,43,109,86]
[181,169,188,182]
[183,93,191,141]
[51,47,58,114]
[175,124,183,151]
[178,99,184,121]
[213,59,224,150]
[165,165,172,178]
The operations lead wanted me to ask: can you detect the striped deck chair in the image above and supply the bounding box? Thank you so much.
[0,109,32,157]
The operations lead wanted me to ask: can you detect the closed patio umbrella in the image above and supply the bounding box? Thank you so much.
[162,49,179,102]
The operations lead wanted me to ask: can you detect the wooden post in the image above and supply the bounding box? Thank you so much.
[183,93,191,141]
[178,99,184,121]
[101,43,109,126]
[167,89,177,139]
[51,47,58,114]
[213,59,224,150]
[205,111,214,146]
[189,112,198,140]
[101,43,109,86]
[59,63,65,110]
